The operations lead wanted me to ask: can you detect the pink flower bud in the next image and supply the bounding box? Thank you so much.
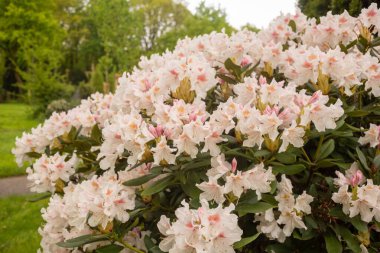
[308,91,320,104]
[231,158,238,173]
[156,124,164,136]
[259,76,267,85]
[240,57,251,67]
[349,170,364,187]
[189,113,197,122]
[148,125,159,138]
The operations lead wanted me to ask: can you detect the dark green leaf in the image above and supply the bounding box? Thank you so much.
[28,193,51,202]
[233,232,261,249]
[334,224,361,253]
[236,202,274,216]
[123,173,160,187]
[350,216,368,232]
[95,244,124,253]
[288,20,296,32]
[373,155,380,169]
[347,110,370,117]
[144,235,164,253]
[324,231,342,253]
[275,152,297,164]
[25,152,42,159]
[272,164,306,175]
[317,139,335,161]
[141,175,174,196]
[356,147,370,171]
[57,234,110,248]
[91,124,102,143]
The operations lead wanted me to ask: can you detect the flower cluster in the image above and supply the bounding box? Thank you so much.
[197,155,275,202]
[13,93,113,167]
[157,200,242,253]
[332,163,380,223]
[26,153,78,193]
[255,175,313,242]
[12,3,380,253]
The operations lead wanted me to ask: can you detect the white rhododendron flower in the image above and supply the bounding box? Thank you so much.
[358,123,380,148]
[26,153,78,193]
[157,200,242,253]
[255,175,313,242]
[333,163,380,223]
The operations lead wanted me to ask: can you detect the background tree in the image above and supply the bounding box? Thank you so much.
[0,0,235,114]
[298,0,379,17]
[0,0,72,110]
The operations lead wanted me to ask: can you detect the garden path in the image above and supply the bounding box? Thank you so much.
[0,175,30,197]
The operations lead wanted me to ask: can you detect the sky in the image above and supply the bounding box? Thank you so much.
[186,0,297,29]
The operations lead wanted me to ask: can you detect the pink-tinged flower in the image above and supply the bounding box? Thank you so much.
[358,124,380,148]
[157,200,242,253]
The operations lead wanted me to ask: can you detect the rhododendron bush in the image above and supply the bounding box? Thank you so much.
[13,4,380,253]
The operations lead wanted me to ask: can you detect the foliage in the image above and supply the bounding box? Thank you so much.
[0,0,235,114]
[298,0,378,17]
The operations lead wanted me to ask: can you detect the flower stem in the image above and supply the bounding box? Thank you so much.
[119,240,146,253]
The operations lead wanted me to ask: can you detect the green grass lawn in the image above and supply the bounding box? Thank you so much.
[0,103,40,177]
[0,194,48,253]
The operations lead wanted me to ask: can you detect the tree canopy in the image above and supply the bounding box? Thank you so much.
[298,0,380,17]
[0,0,239,112]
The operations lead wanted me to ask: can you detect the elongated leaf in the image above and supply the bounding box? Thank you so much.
[350,216,368,232]
[233,233,261,249]
[275,152,297,164]
[236,202,274,216]
[144,235,164,253]
[373,155,380,169]
[28,193,51,202]
[91,124,102,143]
[96,244,124,253]
[123,173,160,186]
[182,159,210,170]
[317,139,335,161]
[57,234,110,248]
[141,175,174,196]
[356,147,370,171]
[272,164,306,175]
[324,231,342,253]
[334,224,361,253]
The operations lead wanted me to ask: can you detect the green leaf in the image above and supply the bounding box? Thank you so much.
[216,73,238,84]
[356,147,370,171]
[233,232,261,249]
[317,139,335,161]
[28,193,51,202]
[347,110,370,117]
[141,175,174,196]
[272,164,306,175]
[144,235,164,253]
[182,159,210,170]
[123,173,160,187]
[288,19,296,32]
[275,152,297,164]
[236,202,274,216]
[25,151,42,159]
[350,216,368,232]
[57,234,110,248]
[91,124,102,143]
[224,58,242,77]
[324,231,342,253]
[373,155,380,169]
[334,224,361,253]
[95,244,124,253]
